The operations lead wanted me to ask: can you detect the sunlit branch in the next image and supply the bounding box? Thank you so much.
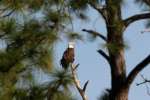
[71,64,89,100]
[83,80,89,92]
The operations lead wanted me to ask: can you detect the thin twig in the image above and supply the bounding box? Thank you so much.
[136,74,150,96]
[136,74,150,86]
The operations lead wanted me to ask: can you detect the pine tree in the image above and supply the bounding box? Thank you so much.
[0,0,150,100]
[0,0,76,99]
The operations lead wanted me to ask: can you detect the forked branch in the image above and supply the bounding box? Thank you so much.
[136,75,150,96]
[71,64,89,100]
[136,75,150,86]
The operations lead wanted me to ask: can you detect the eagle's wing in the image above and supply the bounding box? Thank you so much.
[60,48,75,70]
[60,49,69,70]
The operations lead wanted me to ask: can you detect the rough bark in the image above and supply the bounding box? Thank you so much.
[106,1,128,100]
[112,87,129,100]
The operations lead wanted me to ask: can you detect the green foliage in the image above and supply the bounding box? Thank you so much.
[66,32,83,41]
[102,41,129,54]
[50,69,74,90]
[47,69,75,100]
[0,0,78,99]
[0,0,144,99]
[69,0,88,10]
[14,87,46,100]
[13,67,76,100]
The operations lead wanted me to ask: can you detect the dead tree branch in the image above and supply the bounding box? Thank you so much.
[82,29,107,41]
[97,49,110,64]
[136,75,150,96]
[136,75,150,86]
[71,64,89,100]
[123,12,150,27]
[126,54,150,87]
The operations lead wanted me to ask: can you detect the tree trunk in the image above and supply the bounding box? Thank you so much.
[107,30,128,100]
[110,86,129,100]
[113,90,128,100]
[106,1,128,100]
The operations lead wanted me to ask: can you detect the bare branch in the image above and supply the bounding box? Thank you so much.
[88,2,107,21]
[71,64,88,100]
[136,75,150,86]
[97,49,110,63]
[83,80,89,92]
[124,12,150,27]
[82,29,107,41]
[137,79,150,86]
[136,75,150,96]
[73,63,79,71]
[126,54,150,87]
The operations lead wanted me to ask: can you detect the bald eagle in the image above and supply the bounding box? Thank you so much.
[60,42,75,70]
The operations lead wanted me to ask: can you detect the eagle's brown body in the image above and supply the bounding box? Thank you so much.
[60,47,75,70]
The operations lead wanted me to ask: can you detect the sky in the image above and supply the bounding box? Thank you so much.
[54,0,150,100]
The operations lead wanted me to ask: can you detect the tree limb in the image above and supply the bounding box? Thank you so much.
[126,54,150,87]
[71,64,88,100]
[82,29,107,41]
[83,80,89,92]
[137,80,150,86]
[123,12,150,27]
[88,2,107,21]
[97,49,110,63]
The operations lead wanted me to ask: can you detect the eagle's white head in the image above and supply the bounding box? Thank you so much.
[68,42,75,48]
